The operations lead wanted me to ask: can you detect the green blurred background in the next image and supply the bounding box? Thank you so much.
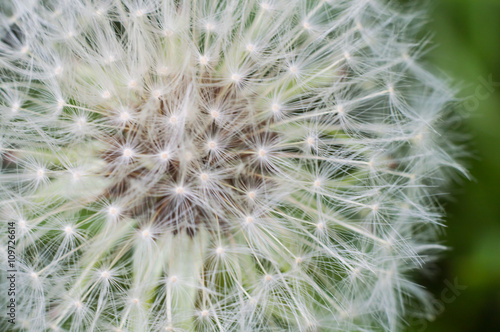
[410,0,500,331]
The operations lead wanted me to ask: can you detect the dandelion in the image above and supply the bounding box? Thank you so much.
[0,0,466,331]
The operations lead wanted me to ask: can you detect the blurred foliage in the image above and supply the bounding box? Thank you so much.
[410,0,500,331]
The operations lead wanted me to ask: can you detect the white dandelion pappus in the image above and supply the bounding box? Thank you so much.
[0,0,466,331]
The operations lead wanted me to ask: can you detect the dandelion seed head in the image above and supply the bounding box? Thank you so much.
[0,1,466,330]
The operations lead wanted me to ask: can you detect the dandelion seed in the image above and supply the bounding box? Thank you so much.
[119,110,131,122]
[207,140,217,150]
[11,102,20,113]
[122,148,134,158]
[108,206,119,217]
[102,90,111,99]
[199,55,209,66]
[260,3,271,11]
[289,65,299,75]
[231,73,242,83]
[205,23,215,32]
[57,99,65,111]
[152,89,162,98]
[141,229,151,239]
[64,225,74,235]
[159,151,170,161]
[158,66,169,75]
[168,116,178,124]
[128,80,137,89]
[210,109,220,119]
